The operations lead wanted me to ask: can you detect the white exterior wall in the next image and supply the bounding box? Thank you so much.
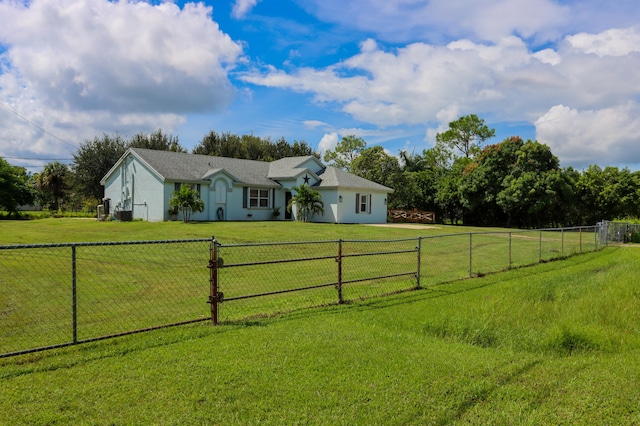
[334,189,389,224]
[103,152,391,223]
[103,156,166,222]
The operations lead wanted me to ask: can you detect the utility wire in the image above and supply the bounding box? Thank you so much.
[0,100,79,148]
[2,156,73,161]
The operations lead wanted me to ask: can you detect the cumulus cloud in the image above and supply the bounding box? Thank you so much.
[243,36,560,126]
[242,23,640,166]
[535,103,640,168]
[0,0,242,160]
[567,27,640,57]
[318,132,339,157]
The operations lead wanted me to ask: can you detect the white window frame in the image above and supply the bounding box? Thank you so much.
[356,193,372,214]
[249,188,271,209]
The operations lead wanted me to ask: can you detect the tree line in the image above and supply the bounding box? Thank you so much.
[324,115,640,227]
[0,129,315,216]
[2,117,638,227]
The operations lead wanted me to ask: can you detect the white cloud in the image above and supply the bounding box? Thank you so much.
[243,23,640,166]
[0,0,242,160]
[567,27,640,57]
[232,0,260,19]
[244,27,640,127]
[318,132,339,156]
[535,103,640,168]
[303,120,330,129]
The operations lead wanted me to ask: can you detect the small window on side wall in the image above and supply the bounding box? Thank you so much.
[355,193,371,214]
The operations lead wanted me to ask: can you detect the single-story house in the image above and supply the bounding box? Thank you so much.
[100,148,393,223]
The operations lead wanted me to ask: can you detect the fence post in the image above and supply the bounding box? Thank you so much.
[594,226,598,250]
[538,230,542,263]
[469,233,473,278]
[416,237,422,289]
[208,236,220,325]
[72,244,77,344]
[508,232,512,269]
[561,229,564,255]
[580,227,583,253]
[337,239,344,304]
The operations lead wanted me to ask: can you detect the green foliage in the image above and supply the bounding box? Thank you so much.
[82,197,100,214]
[323,134,366,172]
[461,137,572,227]
[0,158,34,216]
[169,184,205,223]
[286,184,324,222]
[435,114,496,158]
[128,129,186,152]
[193,131,317,161]
[35,161,71,211]
[351,146,412,208]
[72,133,128,200]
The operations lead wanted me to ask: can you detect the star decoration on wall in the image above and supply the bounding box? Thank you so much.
[303,175,310,184]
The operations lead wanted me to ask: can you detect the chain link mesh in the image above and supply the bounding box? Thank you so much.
[1,227,603,357]
[0,240,210,357]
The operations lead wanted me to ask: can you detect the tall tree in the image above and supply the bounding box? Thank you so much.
[72,134,127,200]
[0,158,34,216]
[128,129,186,152]
[436,114,495,158]
[351,146,410,208]
[287,184,324,222]
[323,135,366,172]
[36,161,71,211]
[461,137,572,228]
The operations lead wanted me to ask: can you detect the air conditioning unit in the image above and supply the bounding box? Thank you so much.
[117,210,133,221]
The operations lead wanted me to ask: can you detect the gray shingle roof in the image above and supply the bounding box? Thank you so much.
[267,156,320,179]
[109,148,393,192]
[315,167,393,192]
[131,148,276,187]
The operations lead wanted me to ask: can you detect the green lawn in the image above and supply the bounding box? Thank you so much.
[1,241,639,424]
[0,220,601,356]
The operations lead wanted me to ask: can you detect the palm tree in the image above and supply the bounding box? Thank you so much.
[36,161,70,211]
[169,184,204,223]
[287,184,324,222]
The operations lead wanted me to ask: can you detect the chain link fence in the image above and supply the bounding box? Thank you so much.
[0,239,211,358]
[1,226,603,358]
[599,220,640,243]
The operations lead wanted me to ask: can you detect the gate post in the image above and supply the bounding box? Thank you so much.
[469,233,473,278]
[337,239,344,304]
[508,232,512,269]
[416,237,422,289]
[72,244,77,344]
[208,236,220,325]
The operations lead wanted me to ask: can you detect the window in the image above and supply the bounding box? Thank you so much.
[174,182,201,195]
[250,188,270,208]
[355,193,371,214]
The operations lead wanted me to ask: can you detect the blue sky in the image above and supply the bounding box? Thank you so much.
[1,0,640,172]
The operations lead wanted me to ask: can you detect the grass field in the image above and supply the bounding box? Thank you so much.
[0,219,629,424]
[0,220,600,356]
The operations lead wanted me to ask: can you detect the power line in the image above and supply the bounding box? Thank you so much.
[0,100,79,148]
[2,156,73,161]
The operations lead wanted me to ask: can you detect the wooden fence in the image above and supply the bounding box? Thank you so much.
[387,209,436,223]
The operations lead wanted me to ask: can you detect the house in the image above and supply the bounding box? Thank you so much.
[100,148,393,223]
